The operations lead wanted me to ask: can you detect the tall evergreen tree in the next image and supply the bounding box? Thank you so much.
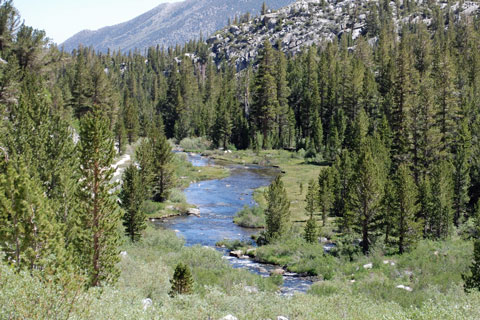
[333,150,355,232]
[428,160,454,239]
[120,164,146,242]
[393,163,420,253]
[318,168,333,226]
[151,132,175,202]
[76,108,121,287]
[350,146,385,254]
[0,158,66,274]
[264,176,290,243]
[251,40,278,148]
[453,118,472,226]
[304,179,319,244]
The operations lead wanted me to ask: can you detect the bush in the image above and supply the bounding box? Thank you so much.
[169,188,186,203]
[215,239,252,250]
[256,237,338,277]
[309,282,339,296]
[233,205,266,228]
[140,200,164,215]
[179,137,212,152]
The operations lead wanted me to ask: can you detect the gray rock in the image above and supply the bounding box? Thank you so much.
[396,284,413,292]
[142,298,152,311]
[187,208,200,217]
[363,263,373,269]
[230,250,244,258]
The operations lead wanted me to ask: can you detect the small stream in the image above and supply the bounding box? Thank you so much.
[156,153,314,295]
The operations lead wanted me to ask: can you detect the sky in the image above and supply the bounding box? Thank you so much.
[14,0,181,44]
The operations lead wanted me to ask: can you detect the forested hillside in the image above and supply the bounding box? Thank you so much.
[2,0,480,318]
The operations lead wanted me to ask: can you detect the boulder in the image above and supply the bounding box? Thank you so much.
[270,268,285,276]
[363,263,373,269]
[187,208,200,217]
[220,315,238,320]
[277,317,289,320]
[230,250,244,258]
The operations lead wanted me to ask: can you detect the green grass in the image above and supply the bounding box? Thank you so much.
[2,231,480,320]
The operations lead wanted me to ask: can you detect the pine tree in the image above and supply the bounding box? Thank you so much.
[305,179,318,217]
[261,1,268,15]
[70,50,92,118]
[123,92,140,144]
[304,214,318,244]
[318,168,333,227]
[169,263,194,296]
[120,164,146,242]
[136,138,155,197]
[350,146,385,254]
[0,158,66,274]
[151,133,175,202]
[333,150,354,232]
[432,40,459,154]
[428,160,454,239]
[76,108,121,287]
[114,117,127,154]
[381,179,396,244]
[312,111,323,155]
[393,163,420,253]
[251,40,278,148]
[391,32,417,165]
[463,240,480,292]
[275,45,291,148]
[264,176,290,243]
[453,118,472,226]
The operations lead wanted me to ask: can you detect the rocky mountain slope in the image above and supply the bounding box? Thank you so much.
[61,0,295,53]
[207,0,480,70]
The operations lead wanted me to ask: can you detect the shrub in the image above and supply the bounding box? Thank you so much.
[179,137,212,152]
[169,188,186,203]
[233,205,266,228]
[140,200,164,216]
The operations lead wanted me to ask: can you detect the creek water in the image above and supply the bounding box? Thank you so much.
[157,153,313,295]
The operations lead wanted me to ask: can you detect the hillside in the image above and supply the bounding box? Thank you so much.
[61,0,295,53]
[209,0,480,69]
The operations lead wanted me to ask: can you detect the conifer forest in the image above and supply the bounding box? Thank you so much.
[3,0,480,319]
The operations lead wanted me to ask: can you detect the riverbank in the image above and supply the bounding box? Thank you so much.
[3,227,479,319]
[205,149,338,233]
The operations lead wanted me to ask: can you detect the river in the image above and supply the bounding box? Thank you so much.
[157,153,313,295]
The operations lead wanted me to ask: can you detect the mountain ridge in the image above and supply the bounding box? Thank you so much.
[61,0,296,53]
